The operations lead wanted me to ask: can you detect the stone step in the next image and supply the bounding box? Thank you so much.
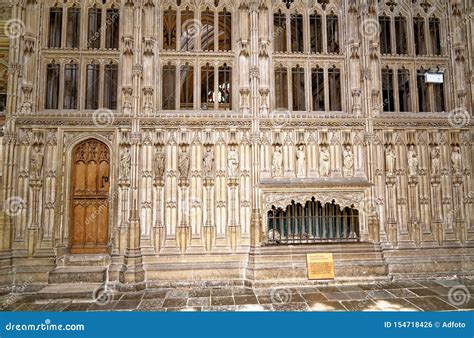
[35,283,103,300]
[60,254,110,267]
[48,266,107,284]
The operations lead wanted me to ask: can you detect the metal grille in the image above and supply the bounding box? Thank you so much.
[267,198,360,245]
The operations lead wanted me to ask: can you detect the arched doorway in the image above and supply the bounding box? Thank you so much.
[70,139,110,254]
[267,198,360,245]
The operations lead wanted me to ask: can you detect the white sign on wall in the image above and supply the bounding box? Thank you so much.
[425,73,444,83]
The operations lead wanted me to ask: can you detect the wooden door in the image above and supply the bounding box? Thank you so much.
[70,139,110,254]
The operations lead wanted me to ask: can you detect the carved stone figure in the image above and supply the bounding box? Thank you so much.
[430,145,440,175]
[120,147,131,179]
[227,145,239,178]
[30,144,43,179]
[319,146,330,177]
[154,149,165,178]
[451,146,462,174]
[343,144,354,175]
[178,148,190,178]
[296,145,305,177]
[272,145,283,177]
[385,144,396,175]
[407,145,418,177]
[203,146,214,178]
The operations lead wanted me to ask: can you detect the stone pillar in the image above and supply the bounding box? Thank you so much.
[152,175,165,253]
[177,175,190,253]
[452,174,466,244]
[385,175,398,246]
[203,177,215,252]
[407,176,421,246]
[430,175,444,246]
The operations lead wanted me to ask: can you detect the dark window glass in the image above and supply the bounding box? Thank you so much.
[379,16,391,54]
[201,63,214,109]
[433,82,445,112]
[290,14,304,53]
[398,69,410,112]
[87,8,102,49]
[429,17,441,55]
[66,7,80,48]
[309,14,322,53]
[46,63,60,109]
[64,63,78,109]
[180,64,194,109]
[218,64,232,110]
[180,8,195,51]
[326,15,339,53]
[275,67,288,109]
[163,9,177,50]
[417,71,429,112]
[104,64,118,109]
[201,9,214,51]
[273,11,287,52]
[328,67,341,111]
[105,9,120,49]
[414,16,426,55]
[49,7,62,48]
[292,66,305,111]
[311,67,324,111]
[85,64,100,109]
[382,68,394,112]
[162,64,176,110]
[218,8,232,51]
[395,16,407,54]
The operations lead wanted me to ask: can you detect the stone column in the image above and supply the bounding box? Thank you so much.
[227,176,240,251]
[152,174,165,253]
[177,175,190,253]
[452,174,466,244]
[203,177,215,252]
[430,175,444,246]
[407,176,421,246]
[385,175,398,246]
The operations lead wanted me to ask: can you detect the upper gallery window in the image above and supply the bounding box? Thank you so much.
[162,63,176,110]
[66,6,81,48]
[379,16,391,54]
[180,7,195,51]
[218,8,232,51]
[394,16,407,54]
[63,62,79,109]
[429,17,441,55]
[413,16,426,55]
[105,8,120,49]
[292,65,305,111]
[85,63,100,109]
[163,8,177,50]
[326,14,339,53]
[273,10,287,52]
[87,7,102,49]
[290,13,304,53]
[309,13,323,54]
[104,63,118,109]
[45,63,60,109]
[201,8,215,51]
[48,7,62,48]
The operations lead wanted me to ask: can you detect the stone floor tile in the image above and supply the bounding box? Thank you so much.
[301,293,328,302]
[344,291,369,300]
[207,306,237,311]
[138,299,165,310]
[187,297,209,307]
[438,296,474,310]
[234,295,258,305]
[341,300,378,311]
[232,288,256,296]
[189,289,211,298]
[142,290,168,299]
[408,288,439,297]
[309,301,347,311]
[272,302,309,311]
[41,301,72,311]
[166,290,189,299]
[113,300,141,310]
[14,303,48,311]
[63,302,93,311]
[316,286,340,293]
[337,285,364,292]
[211,288,233,297]
[404,296,457,311]
[88,301,119,311]
[211,296,235,306]
[367,299,421,311]
[416,280,443,288]
[358,284,384,291]
[120,292,145,301]
[257,295,278,304]
[236,304,271,311]
[296,286,321,294]
[367,290,396,300]
[386,288,418,298]
[322,292,351,301]
[162,298,187,308]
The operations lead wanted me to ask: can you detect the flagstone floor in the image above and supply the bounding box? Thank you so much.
[1,278,473,312]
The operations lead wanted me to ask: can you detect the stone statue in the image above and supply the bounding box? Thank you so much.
[272,145,283,177]
[296,145,305,177]
[227,145,239,178]
[203,146,214,178]
[154,149,165,178]
[319,146,330,177]
[407,145,418,177]
[385,144,396,175]
[451,146,462,174]
[343,144,354,175]
[430,145,440,175]
[178,148,190,178]
[120,147,131,179]
[30,144,43,179]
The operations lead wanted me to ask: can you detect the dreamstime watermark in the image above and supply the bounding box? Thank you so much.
[93,285,115,306]
[4,19,25,39]
[359,18,380,40]
[5,319,85,332]
[3,196,25,217]
[448,108,470,128]
[270,287,292,304]
[1,276,33,310]
[268,111,291,128]
[182,18,203,41]
[447,285,470,307]
[92,108,115,126]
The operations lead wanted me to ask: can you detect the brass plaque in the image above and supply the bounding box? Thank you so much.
[306,253,335,280]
